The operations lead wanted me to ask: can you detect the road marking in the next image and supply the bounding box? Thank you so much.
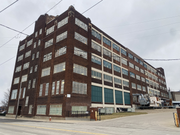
[4,123,107,135]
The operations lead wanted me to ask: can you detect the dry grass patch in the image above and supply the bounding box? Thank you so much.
[100,112,147,120]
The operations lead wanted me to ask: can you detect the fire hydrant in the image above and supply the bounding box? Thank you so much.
[49,117,51,121]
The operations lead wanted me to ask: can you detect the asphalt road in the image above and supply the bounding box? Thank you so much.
[0,109,179,135]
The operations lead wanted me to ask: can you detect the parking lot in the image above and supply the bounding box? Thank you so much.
[0,109,179,135]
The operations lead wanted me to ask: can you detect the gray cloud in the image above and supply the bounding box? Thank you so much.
[0,0,180,104]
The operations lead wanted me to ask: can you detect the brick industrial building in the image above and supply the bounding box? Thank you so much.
[7,6,168,118]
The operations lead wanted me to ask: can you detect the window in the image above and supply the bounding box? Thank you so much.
[23,62,29,70]
[137,85,141,90]
[72,81,87,94]
[114,78,122,85]
[131,83,136,89]
[114,65,121,73]
[32,54,35,60]
[19,44,25,51]
[128,53,133,59]
[113,53,120,62]
[21,74,28,82]
[104,88,113,103]
[103,37,111,46]
[141,77,145,82]
[28,105,32,114]
[115,90,123,104]
[38,40,41,46]
[121,48,127,56]
[25,96,29,106]
[124,92,130,104]
[34,65,38,72]
[45,83,49,96]
[56,81,60,94]
[91,86,102,103]
[91,55,101,65]
[123,80,129,87]
[61,80,64,94]
[122,68,128,76]
[41,67,50,77]
[91,42,101,52]
[121,58,127,65]
[8,106,14,114]
[13,77,19,84]
[142,86,146,92]
[22,88,26,98]
[129,62,134,68]
[15,66,22,72]
[73,64,87,76]
[113,43,120,51]
[92,29,101,40]
[39,84,43,96]
[28,80,31,89]
[39,29,42,34]
[54,62,65,74]
[74,32,87,45]
[27,39,33,47]
[139,60,143,65]
[36,52,39,58]
[144,63,147,68]
[25,50,31,58]
[91,70,102,79]
[17,54,23,61]
[35,31,38,37]
[135,66,139,71]
[57,17,68,28]
[103,60,112,69]
[11,89,17,99]
[36,105,46,115]
[32,79,36,88]
[134,57,139,63]
[104,74,112,83]
[46,25,54,35]
[146,79,149,84]
[140,69,144,74]
[51,80,64,95]
[72,106,87,113]
[49,104,62,115]
[43,52,52,62]
[136,75,140,80]
[55,47,66,57]
[45,39,53,48]
[29,67,33,73]
[75,18,88,31]
[74,47,87,59]
[103,48,111,57]
[52,82,55,95]
[130,72,135,78]
[56,31,67,43]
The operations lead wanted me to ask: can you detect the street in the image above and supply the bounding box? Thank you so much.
[0,109,179,135]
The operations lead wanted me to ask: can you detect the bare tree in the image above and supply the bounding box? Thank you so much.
[1,89,10,110]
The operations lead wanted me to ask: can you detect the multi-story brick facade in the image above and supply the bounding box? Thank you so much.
[7,6,169,118]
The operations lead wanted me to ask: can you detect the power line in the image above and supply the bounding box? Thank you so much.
[46,0,63,13]
[0,56,15,66]
[144,58,180,61]
[0,0,18,13]
[0,24,29,36]
[0,0,63,49]
[82,0,103,14]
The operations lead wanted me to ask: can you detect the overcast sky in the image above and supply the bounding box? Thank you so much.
[0,0,180,105]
